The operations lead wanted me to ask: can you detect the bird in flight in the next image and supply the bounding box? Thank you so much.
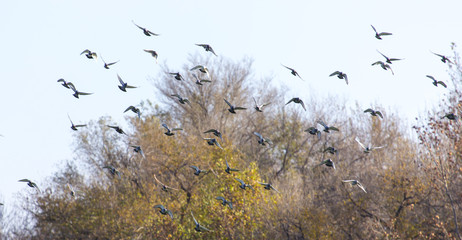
[117,74,137,92]
[371,25,392,40]
[80,49,97,60]
[103,165,121,178]
[107,125,127,135]
[215,197,233,209]
[431,52,452,64]
[203,138,223,150]
[191,211,211,232]
[426,75,447,88]
[132,20,159,36]
[342,180,367,193]
[258,182,280,193]
[254,132,272,146]
[281,64,303,81]
[355,137,384,153]
[225,159,239,174]
[162,123,183,136]
[68,83,93,99]
[154,205,174,220]
[441,113,458,120]
[329,71,348,85]
[305,127,321,139]
[253,97,270,112]
[171,94,190,104]
[101,55,119,69]
[154,174,178,192]
[286,97,306,111]
[317,120,339,133]
[196,44,217,56]
[144,50,158,63]
[68,114,86,131]
[190,65,211,80]
[319,159,336,170]
[190,165,207,176]
[18,179,40,192]
[377,50,402,64]
[192,73,212,85]
[371,61,394,75]
[131,145,145,159]
[169,72,184,81]
[204,129,223,141]
[57,78,73,89]
[224,99,246,114]
[235,178,254,191]
[124,106,141,118]
[364,108,383,118]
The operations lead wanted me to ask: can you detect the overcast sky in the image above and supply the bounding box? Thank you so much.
[1,0,461,213]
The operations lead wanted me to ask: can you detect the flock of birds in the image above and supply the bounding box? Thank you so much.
[8,22,456,233]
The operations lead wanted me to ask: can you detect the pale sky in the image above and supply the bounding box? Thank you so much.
[1,0,461,214]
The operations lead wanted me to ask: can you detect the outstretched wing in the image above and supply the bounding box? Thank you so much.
[124,106,135,113]
[161,123,170,131]
[437,81,447,88]
[329,71,340,77]
[355,137,366,150]
[235,178,245,185]
[117,74,125,85]
[370,25,378,34]
[253,132,263,139]
[223,99,233,108]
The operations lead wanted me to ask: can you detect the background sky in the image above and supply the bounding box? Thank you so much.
[1,0,461,218]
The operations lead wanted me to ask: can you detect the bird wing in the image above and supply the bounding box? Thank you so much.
[342,180,355,184]
[281,64,293,71]
[253,132,263,139]
[235,178,245,185]
[77,91,93,95]
[132,20,144,30]
[328,126,339,131]
[190,65,204,71]
[377,50,388,59]
[146,30,159,36]
[253,97,257,106]
[304,127,315,132]
[329,71,340,77]
[370,25,378,34]
[234,107,247,110]
[376,111,384,118]
[57,78,66,83]
[124,106,134,113]
[378,32,392,36]
[389,58,402,62]
[153,204,164,210]
[190,166,199,171]
[225,159,230,168]
[364,108,374,114]
[300,100,306,111]
[344,74,349,85]
[106,61,119,66]
[438,81,447,88]
[67,82,76,91]
[270,185,280,193]
[214,140,224,149]
[216,196,225,201]
[18,179,31,182]
[371,61,382,66]
[74,124,87,128]
[161,123,170,131]
[191,211,198,225]
[355,137,366,150]
[317,120,328,128]
[117,74,125,85]
[204,129,217,134]
[199,225,211,232]
[357,182,367,193]
[372,145,385,150]
[432,52,445,58]
[426,75,436,81]
[172,128,183,131]
[223,99,233,108]
[80,49,90,55]
[125,85,137,89]
[167,210,173,219]
[285,98,295,105]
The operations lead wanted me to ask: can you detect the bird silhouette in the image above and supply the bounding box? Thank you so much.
[154,174,178,192]
[154,205,174,220]
[190,165,207,176]
[304,127,321,139]
[190,65,211,80]
[323,146,338,155]
[131,145,145,159]
[191,211,211,232]
[80,49,97,60]
[224,99,247,113]
[57,78,73,89]
[317,120,339,133]
[132,20,159,36]
[254,132,272,146]
[18,179,40,192]
[329,71,348,85]
[258,182,280,193]
[225,159,240,174]
[68,83,93,99]
[192,73,212,85]
[355,137,384,153]
[319,159,335,169]
[101,55,119,69]
[144,50,158,64]
[117,74,137,92]
[162,123,183,136]
[342,180,367,193]
[215,197,233,209]
[196,44,217,56]
[371,61,394,75]
[426,75,447,88]
[285,97,306,111]
[68,114,86,131]
[203,129,223,141]
[441,113,458,120]
[124,106,141,118]
[103,165,121,178]
[431,52,452,64]
[171,94,190,104]
[253,97,271,112]
[169,72,184,81]
[377,50,402,64]
[107,125,127,135]
[371,25,392,40]
[203,138,223,149]
[235,178,254,191]
[364,108,383,118]
[281,64,303,80]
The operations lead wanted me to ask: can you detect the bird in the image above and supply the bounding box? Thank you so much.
[144,50,158,63]
[154,174,178,192]
[224,99,247,114]
[131,145,145,159]
[304,127,321,140]
[190,65,211,80]
[103,165,121,178]
[441,113,458,120]
[253,132,272,146]
[372,61,394,75]
[57,78,73,89]
[203,138,223,150]
[18,179,40,192]
[154,205,173,220]
[190,166,207,176]
[80,49,97,60]
[285,97,306,111]
[203,129,222,141]
[317,120,339,133]
[225,159,240,174]
[323,146,338,155]
[235,178,254,191]
[355,137,384,153]
[162,123,183,136]
[192,73,211,85]
[67,184,75,197]
[107,125,127,135]
[377,50,402,64]
[132,20,159,36]
[329,71,348,85]
[281,64,303,80]
[191,211,211,232]
[371,25,392,40]
[431,52,452,64]
[101,55,119,69]
[124,106,141,118]
[68,114,86,131]
[169,72,184,81]
[258,182,280,193]
[342,180,367,193]
[253,97,270,112]
[68,83,93,99]
[364,108,383,118]
[171,94,190,104]
[215,197,233,209]
[426,75,447,88]
[117,74,137,92]
[319,159,335,169]
[196,44,217,56]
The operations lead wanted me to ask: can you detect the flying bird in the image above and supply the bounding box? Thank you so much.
[154,205,174,220]
[132,20,159,36]
[171,94,190,104]
[317,120,339,133]
[235,178,254,191]
[103,165,121,178]
[281,64,303,80]
[426,75,447,88]
[57,78,73,89]
[131,145,145,159]
[196,44,217,56]
[67,184,76,197]
[190,166,207,176]
[18,179,40,192]
[431,52,452,64]
[329,71,348,85]
[254,132,272,146]
[224,99,247,113]
[190,65,211,79]
[319,159,336,169]
[371,25,392,40]
[355,137,384,153]
[101,55,119,69]
[80,49,97,60]
[253,97,270,112]
[441,113,458,120]
[372,61,394,75]
[169,72,184,81]
[107,125,127,135]
[285,97,306,111]
[225,159,240,174]
[191,211,211,232]
[162,123,183,136]
[192,73,212,85]
[144,50,158,63]
[258,182,280,193]
[215,197,233,209]
[377,50,402,64]
[117,74,137,92]
[323,146,338,155]
[203,129,222,141]
[124,106,141,118]
[68,114,86,131]
[305,127,321,140]
[203,138,223,150]
[342,180,367,193]
[364,108,383,118]
[154,174,178,192]
[68,83,93,99]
